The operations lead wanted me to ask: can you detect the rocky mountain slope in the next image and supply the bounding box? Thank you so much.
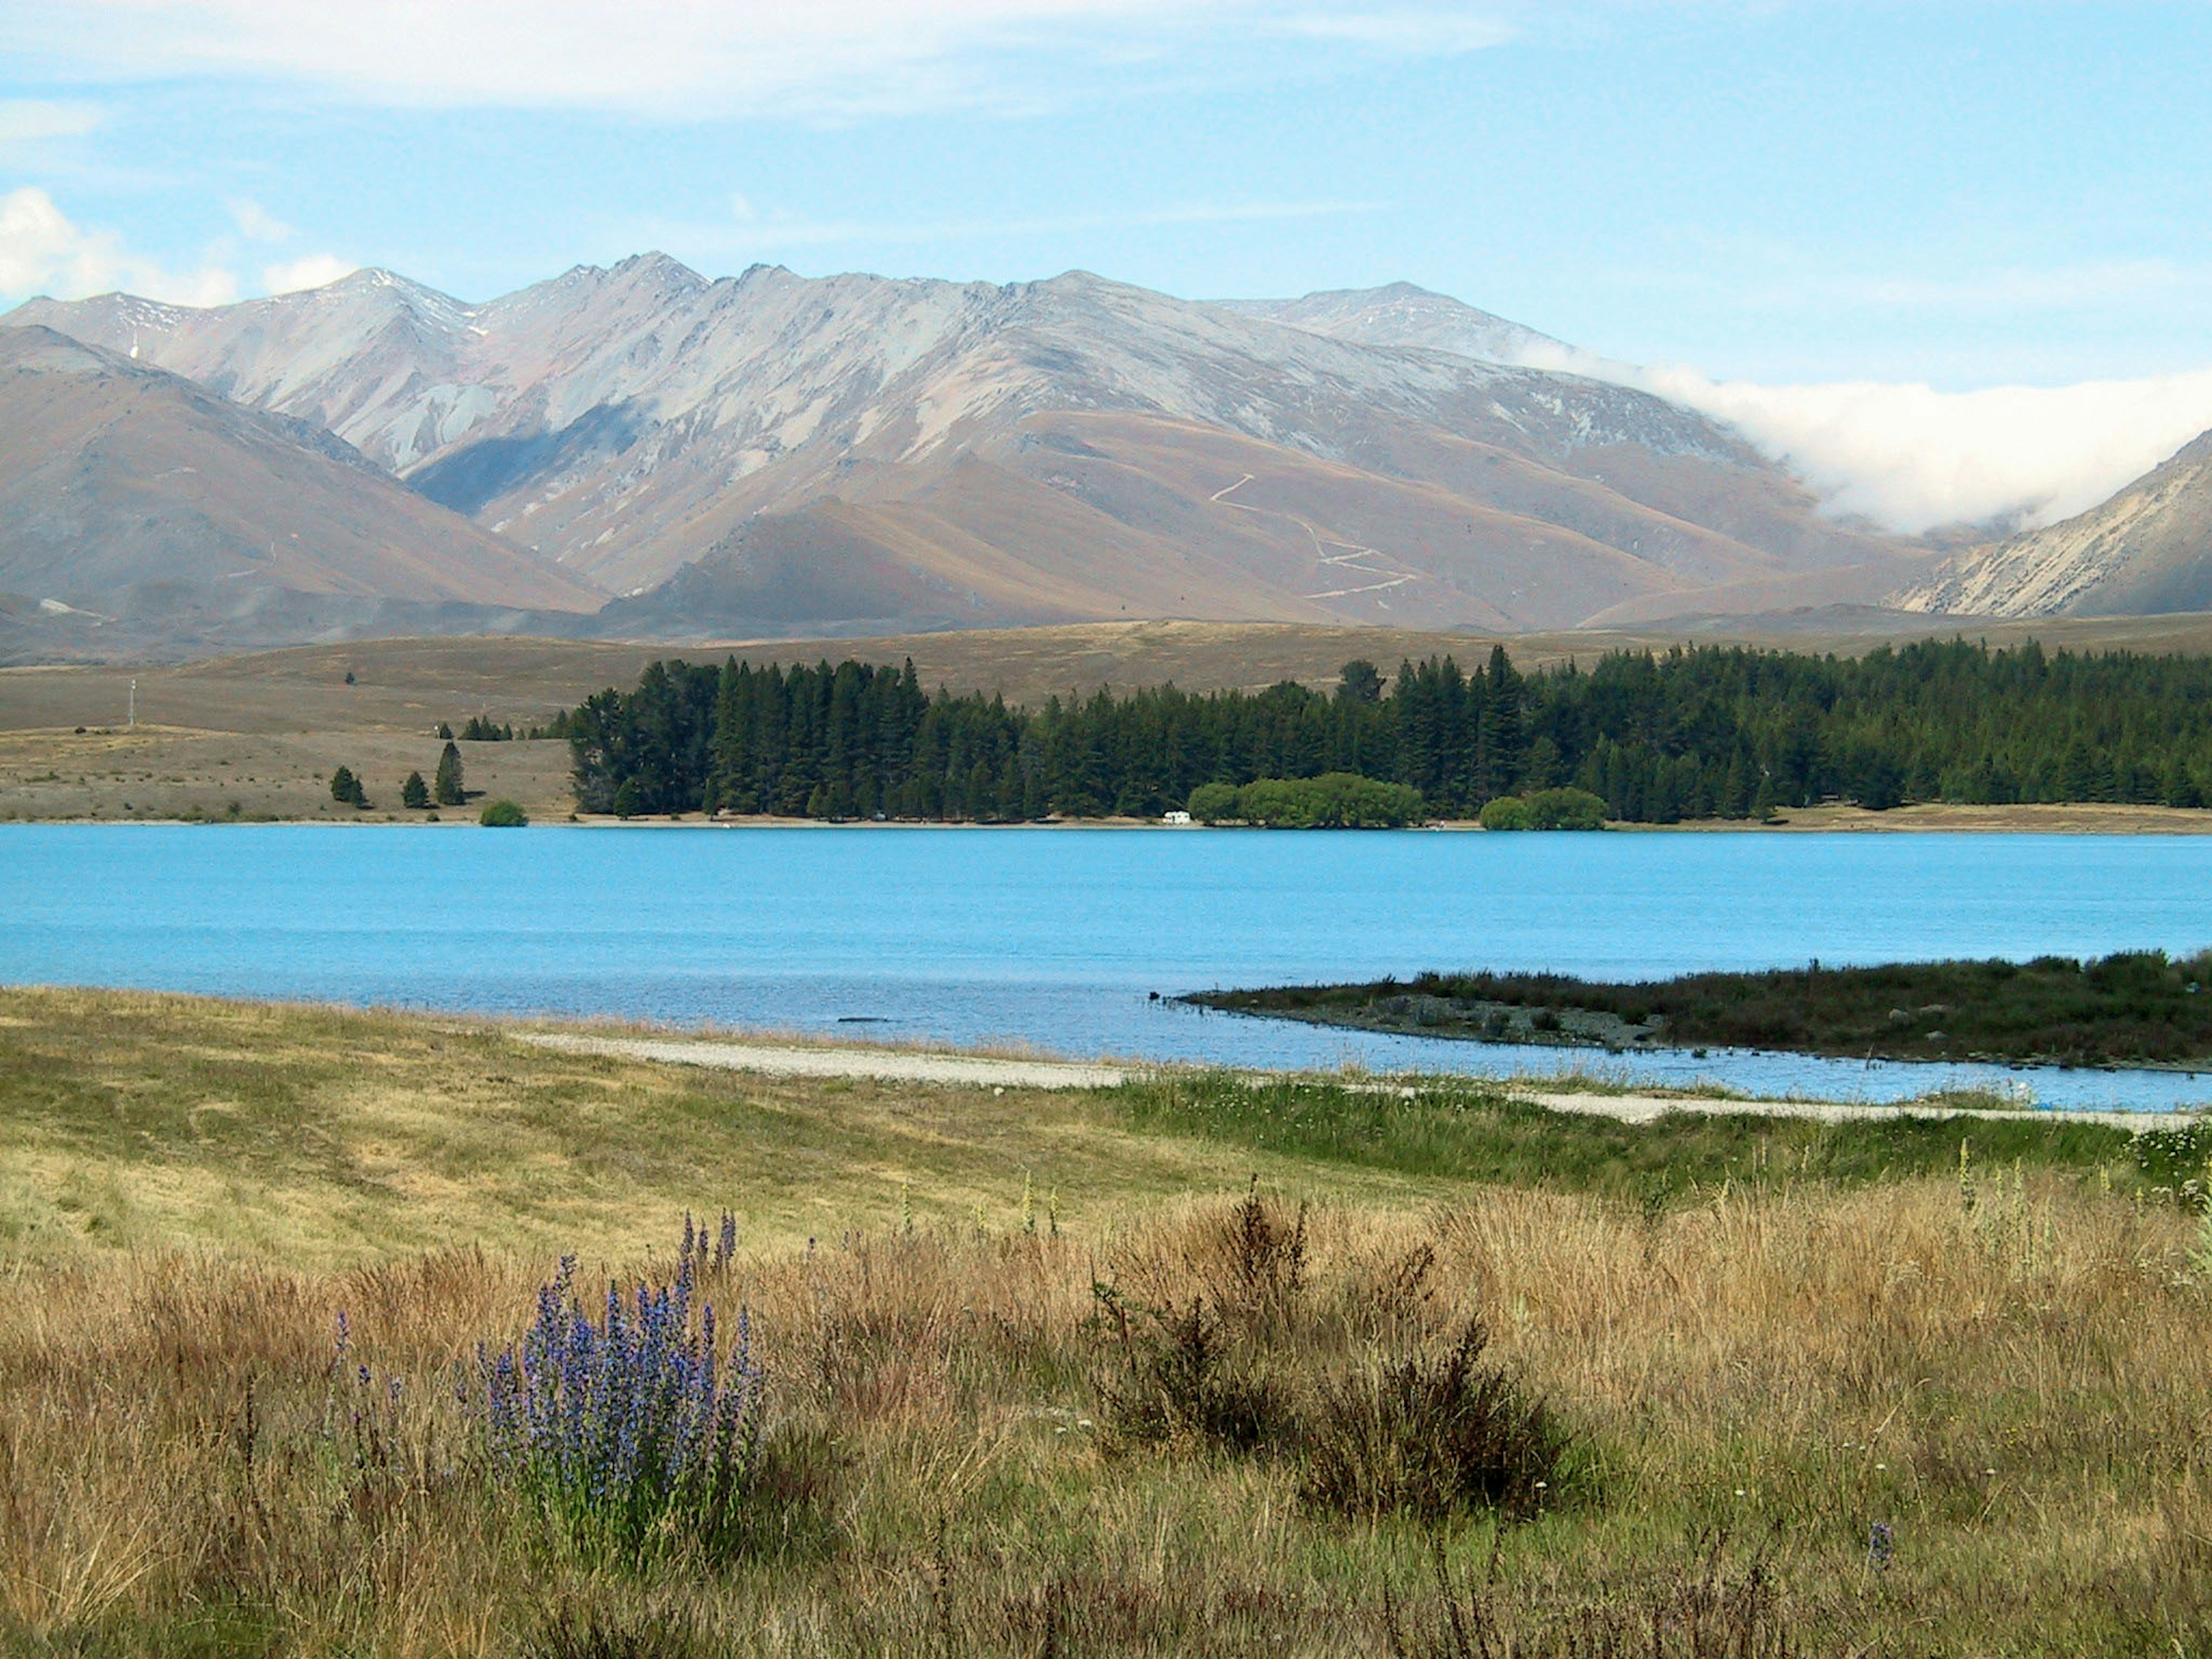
[0,326,601,660]
[1895,428,2212,617]
[1215,282,1565,365]
[9,259,1920,641]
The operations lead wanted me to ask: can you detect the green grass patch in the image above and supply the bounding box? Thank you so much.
[1111,1071,2143,1202]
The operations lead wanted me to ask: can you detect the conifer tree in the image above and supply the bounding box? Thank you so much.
[401,770,430,809]
[434,741,465,805]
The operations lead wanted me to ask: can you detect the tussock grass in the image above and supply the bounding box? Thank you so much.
[3,1180,2209,1654]
[4,990,2212,1653]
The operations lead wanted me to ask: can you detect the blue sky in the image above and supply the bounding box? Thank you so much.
[4,1,2211,527]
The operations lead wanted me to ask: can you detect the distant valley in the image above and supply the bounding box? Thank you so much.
[2,258,2207,661]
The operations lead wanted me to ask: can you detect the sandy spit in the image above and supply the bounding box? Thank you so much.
[514,1033,2173,1130]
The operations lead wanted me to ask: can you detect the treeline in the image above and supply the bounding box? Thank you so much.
[556,639,2212,823]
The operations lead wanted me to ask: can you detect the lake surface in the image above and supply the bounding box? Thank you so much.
[7,823,2212,1113]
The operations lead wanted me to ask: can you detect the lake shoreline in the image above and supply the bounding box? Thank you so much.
[13,801,2212,834]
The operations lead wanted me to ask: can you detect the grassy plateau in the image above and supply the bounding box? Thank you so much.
[2,987,2211,1656]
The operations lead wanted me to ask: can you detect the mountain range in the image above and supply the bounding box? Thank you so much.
[2,256,2206,659]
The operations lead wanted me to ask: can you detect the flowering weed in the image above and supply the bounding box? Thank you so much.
[474,1215,766,1562]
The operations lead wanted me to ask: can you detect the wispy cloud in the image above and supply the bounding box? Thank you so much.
[1274,9,1513,52]
[226,196,291,244]
[708,195,1384,252]
[3,1,1515,119]
[0,99,103,146]
[260,251,355,293]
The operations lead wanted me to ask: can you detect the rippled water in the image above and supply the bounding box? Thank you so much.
[7,823,2212,1113]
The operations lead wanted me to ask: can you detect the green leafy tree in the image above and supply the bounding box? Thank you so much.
[1525,787,1607,830]
[1188,782,1241,823]
[1479,797,1533,831]
[478,799,528,827]
[434,741,465,806]
[329,766,367,808]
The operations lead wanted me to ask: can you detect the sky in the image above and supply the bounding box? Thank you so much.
[2,0,2210,533]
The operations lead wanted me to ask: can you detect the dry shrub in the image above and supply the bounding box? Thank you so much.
[1094,1293,1293,1455]
[1300,1321,1565,1522]
[1097,1190,1567,1517]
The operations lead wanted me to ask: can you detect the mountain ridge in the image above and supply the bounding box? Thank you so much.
[0,324,602,659]
[8,257,1930,646]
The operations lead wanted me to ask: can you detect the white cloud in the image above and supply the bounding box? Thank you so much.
[260,252,356,293]
[227,196,291,243]
[0,187,354,306]
[0,185,237,306]
[5,0,1512,117]
[1520,338,2212,534]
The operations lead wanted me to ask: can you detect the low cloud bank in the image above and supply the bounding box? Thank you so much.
[1526,341,2212,536]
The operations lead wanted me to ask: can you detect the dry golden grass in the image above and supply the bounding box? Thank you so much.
[5,988,2211,1654]
[1,1177,2207,1656]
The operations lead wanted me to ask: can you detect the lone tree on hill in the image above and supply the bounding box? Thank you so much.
[329,766,368,808]
[434,741,465,805]
[401,770,430,809]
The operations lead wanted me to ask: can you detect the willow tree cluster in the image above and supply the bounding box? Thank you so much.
[554,638,2212,824]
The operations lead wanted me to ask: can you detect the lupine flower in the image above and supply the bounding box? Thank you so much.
[471,1224,766,1558]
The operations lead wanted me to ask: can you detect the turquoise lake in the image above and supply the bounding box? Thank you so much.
[6,823,2212,1112]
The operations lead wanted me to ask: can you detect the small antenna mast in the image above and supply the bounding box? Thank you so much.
[128,677,136,730]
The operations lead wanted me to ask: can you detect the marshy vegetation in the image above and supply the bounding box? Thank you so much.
[1198,948,2212,1069]
[4,990,2212,1654]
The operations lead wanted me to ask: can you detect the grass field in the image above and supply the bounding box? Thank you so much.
[4,987,2212,1656]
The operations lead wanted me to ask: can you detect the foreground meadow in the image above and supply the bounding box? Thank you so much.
[2,989,2209,1656]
